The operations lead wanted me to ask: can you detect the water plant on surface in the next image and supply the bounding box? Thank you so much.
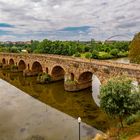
[37,73,51,84]
[65,79,77,85]
[10,65,18,71]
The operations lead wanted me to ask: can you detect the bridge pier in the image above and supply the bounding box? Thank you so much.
[64,73,92,91]
[64,80,91,91]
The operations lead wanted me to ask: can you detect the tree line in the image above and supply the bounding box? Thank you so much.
[0,39,130,60]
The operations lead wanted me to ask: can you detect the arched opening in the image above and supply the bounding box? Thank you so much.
[27,64,30,70]
[32,61,43,73]
[18,60,26,71]
[46,67,48,73]
[71,73,74,81]
[9,59,14,65]
[78,72,92,84]
[51,66,65,81]
[2,58,6,64]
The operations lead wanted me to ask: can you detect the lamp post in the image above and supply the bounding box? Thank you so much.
[78,117,81,140]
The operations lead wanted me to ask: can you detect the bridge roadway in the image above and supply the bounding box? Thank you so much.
[0,53,140,91]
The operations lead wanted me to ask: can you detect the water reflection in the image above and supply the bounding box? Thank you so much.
[92,75,101,107]
[108,57,130,64]
[0,69,110,131]
[0,79,102,140]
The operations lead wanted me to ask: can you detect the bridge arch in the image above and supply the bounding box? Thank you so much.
[51,65,65,81]
[9,59,14,65]
[32,61,43,73]
[2,58,6,64]
[18,60,26,71]
[70,73,74,81]
[78,71,93,84]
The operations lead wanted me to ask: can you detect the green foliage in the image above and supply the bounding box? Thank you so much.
[90,41,129,53]
[10,65,18,70]
[37,73,51,84]
[125,111,140,125]
[110,49,119,57]
[65,79,77,85]
[129,32,140,63]
[98,52,113,59]
[118,51,128,57]
[73,52,81,57]
[30,40,39,52]
[0,39,129,60]
[33,39,85,56]
[85,52,92,58]
[10,46,20,53]
[91,50,99,59]
[100,75,140,128]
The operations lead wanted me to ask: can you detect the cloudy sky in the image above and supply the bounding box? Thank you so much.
[0,0,140,41]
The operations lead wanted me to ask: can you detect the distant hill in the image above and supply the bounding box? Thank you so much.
[129,32,140,64]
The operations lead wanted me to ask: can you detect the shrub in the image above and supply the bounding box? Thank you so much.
[92,50,99,59]
[37,73,51,84]
[118,51,128,57]
[65,79,77,85]
[110,49,119,57]
[125,111,140,125]
[98,52,113,59]
[85,52,92,59]
[73,52,81,57]
[10,65,18,70]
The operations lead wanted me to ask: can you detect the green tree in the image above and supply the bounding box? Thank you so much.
[73,52,81,57]
[30,40,40,52]
[129,32,140,63]
[110,49,119,57]
[100,75,140,128]
[10,46,20,53]
[91,50,99,59]
[85,52,92,58]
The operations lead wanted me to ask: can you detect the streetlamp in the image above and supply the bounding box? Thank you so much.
[78,117,81,140]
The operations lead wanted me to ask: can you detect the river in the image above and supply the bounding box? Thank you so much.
[0,79,103,140]
[108,57,130,64]
[0,69,112,140]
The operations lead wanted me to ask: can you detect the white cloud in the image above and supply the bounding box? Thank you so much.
[0,0,140,41]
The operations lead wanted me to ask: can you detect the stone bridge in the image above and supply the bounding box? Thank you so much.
[0,53,140,91]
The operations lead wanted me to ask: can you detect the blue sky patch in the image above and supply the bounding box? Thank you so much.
[0,29,11,35]
[0,23,14,28]
[60,26,91,32]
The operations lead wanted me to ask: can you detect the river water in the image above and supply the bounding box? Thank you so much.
[0,69,112,134]
[108,57,130,64]
[0,70,110,130]
[0,79,104,140]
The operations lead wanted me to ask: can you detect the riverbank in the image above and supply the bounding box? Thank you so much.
[0,79,102,140]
